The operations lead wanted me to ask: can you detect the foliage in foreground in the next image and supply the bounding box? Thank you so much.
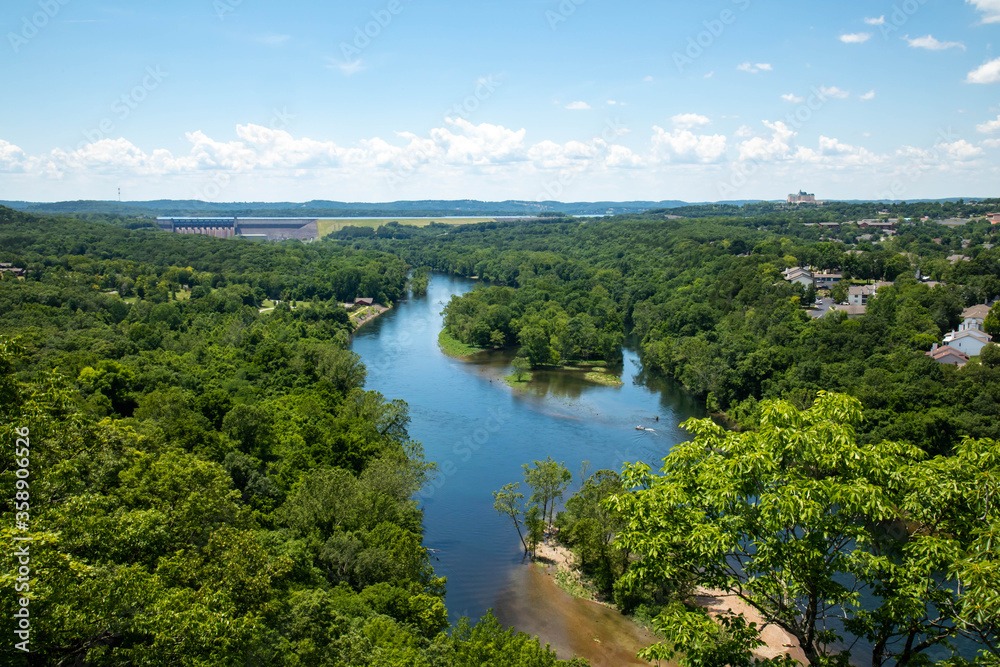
[608,393,999,667]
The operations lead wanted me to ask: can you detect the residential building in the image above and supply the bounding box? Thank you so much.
[926,344,969,367]
[962,304,993,326]
[848,282,892,306]
[782,267,814,287]
[813,272,843,288]
[943,321,991,357]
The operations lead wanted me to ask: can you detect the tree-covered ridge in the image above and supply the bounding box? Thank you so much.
[0,207,585,666]
[341,212,1000,455]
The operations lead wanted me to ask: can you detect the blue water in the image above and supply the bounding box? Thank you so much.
[351,274,704,621]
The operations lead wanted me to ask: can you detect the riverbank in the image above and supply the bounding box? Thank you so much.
[438,328,489,358]
[533,538,805,665]
[351,303,389,329]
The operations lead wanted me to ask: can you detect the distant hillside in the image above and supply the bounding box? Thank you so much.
[0,198,709,218]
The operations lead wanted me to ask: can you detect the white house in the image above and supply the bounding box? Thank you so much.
[848,282,892,306]
[783,267,814,287]
[943,320,991,358]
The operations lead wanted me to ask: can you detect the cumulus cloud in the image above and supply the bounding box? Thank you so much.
[781,93,804,103]
[737,120,796,161]
[860,90,876,100]
[966,0,1000,23]
[966,57,1000,84]
[865,16,886,25]
[328,58,365,76]
[565,101,591,110]
[905,34,966,50]
[670,113,711,130]
[937,139,984,160]
[976,114,1000,133]
[840,33,871,43]
[819,85,850,98]
[737,62,772,73]
[651,126,727,163]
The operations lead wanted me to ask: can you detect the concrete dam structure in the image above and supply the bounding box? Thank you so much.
[156,217,319,241]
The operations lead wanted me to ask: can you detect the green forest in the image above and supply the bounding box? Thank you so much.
[0,206,585,666]
[3,202,999,666]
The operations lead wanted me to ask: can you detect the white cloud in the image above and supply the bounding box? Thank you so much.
[983,138,1000,148]
[860,90,876,100]
[704,71,715,78]
[905,34,966,50]
[670,113,711,130]
[966,0,1000,23]
[977,114,1000,133]
[651,126,727,163]
[328,59,365,76]
[820,85,850,99]
[606,100,617,105]
[643,75,654,82]
[865,16,886,25]
[937,139,984,161]
[734,125,754,138]
[966,57,1000,84]
[840,33,872,43]
[781,93,804,103]
[565,101,591,110]
[737,120,796,161]
[737,62,772,73]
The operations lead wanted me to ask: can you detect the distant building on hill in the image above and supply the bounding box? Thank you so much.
[788,190,816,204]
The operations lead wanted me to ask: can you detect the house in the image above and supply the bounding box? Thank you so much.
[943,321,991,357]
[848,282,892,306]
[829,304,867,317]
[962,304,993,326]
[813,272,843,288]
[947,254,971,264]
[927,344,969,367]
[0,262,25,278]
[782,267,814,287]
[988,213,1000,225]
[354,297,375,307]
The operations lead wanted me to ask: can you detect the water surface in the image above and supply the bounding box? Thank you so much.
[351,274,704,626]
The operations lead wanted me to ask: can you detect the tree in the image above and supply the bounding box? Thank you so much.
[525,505,545,557]
[493,482,529,554]
[522,457,572,525]
[511,355,531,381]
[982,342,1000,368]
[609,392,999,667]
[831,280,848,304]
[985,302,1000,338]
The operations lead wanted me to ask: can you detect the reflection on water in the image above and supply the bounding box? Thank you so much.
[351,274,704,655]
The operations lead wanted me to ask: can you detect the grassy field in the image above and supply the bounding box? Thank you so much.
[318,217,495,237]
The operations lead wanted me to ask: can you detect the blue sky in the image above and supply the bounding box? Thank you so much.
[2,0,1000,202]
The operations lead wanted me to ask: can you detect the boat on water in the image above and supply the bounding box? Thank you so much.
[635,425,656,432]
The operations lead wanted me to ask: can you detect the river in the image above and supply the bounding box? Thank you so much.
[350,274,705,663]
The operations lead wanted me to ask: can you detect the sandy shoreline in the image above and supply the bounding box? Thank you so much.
[533,538,806,665]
